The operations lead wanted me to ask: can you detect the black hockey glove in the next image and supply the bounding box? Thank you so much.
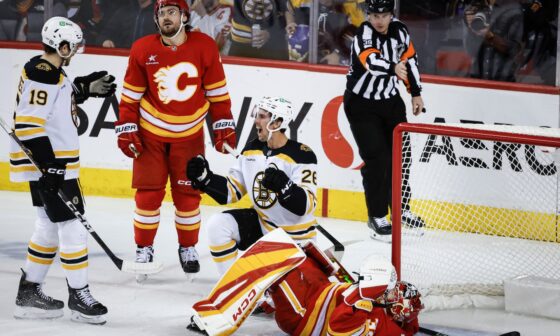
[74,71,116,104]
[261,167,293,197]
[38,162,66,194]
[187,155,213,190]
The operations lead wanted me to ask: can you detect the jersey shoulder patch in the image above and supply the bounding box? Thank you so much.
[24,56,62,85]
[282,140,317,164]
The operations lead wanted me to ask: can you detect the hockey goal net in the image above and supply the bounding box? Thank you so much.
[392,123,560,303]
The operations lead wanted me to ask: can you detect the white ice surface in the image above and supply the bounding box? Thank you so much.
[0,191,558,335]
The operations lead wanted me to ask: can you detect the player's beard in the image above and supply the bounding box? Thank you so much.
[160,20,182,38]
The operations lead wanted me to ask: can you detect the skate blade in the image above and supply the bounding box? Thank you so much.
[402,227,425,237]
[122,260,164,275]
[14,306,63,319]
[369,230,392,243]
[70,310,107,325]
[185,273,196,282]
[136,273,148,283]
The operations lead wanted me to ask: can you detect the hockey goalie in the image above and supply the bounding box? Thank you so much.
[188,229,423,336]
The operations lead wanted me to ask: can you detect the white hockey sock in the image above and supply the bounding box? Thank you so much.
[24,208,59,283]
[59,219,88,289]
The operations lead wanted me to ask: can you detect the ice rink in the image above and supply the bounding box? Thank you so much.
[1,190,558,336]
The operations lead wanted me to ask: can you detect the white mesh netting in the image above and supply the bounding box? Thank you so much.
[395,123,560,299]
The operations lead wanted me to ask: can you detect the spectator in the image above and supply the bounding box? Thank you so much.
[287,0,365,65]
[519,0,558,85]
[463,0,525,81]
[228,0,290,60]
[189,0,233,53]
[95,0,157,48]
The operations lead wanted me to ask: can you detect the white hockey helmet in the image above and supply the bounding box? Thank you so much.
[42,16,84,58]
[253,96,294,131]
[357,254,398,301]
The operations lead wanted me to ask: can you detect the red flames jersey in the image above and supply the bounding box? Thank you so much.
[270,259,419,336]
[118,32,232,142]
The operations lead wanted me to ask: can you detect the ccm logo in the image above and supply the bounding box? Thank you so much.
[232,289,257,322]
[46,168,65,175]
[177,180,192,186]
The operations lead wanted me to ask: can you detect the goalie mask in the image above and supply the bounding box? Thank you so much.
[252,97,294,140]
[385,281,423,323]
[357,254,397,302]
[42,16,84,59]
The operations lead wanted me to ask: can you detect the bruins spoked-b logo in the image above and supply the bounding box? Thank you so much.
[252,171,277,209]
[242,0,275,22]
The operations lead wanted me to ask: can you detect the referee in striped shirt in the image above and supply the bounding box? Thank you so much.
[343,0,425,242]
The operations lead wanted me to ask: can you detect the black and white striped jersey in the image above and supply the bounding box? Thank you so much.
[346,18,422,100]
[9,56,80,182]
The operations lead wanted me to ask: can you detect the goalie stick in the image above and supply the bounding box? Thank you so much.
[0,117,163,275]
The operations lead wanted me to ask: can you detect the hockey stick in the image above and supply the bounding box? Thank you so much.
[419,326,520,336]
[0,117,163,275]
[222,143,346,260]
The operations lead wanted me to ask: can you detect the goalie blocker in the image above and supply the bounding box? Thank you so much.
[189,229,423,336]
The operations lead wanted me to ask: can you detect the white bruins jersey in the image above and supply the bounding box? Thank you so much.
[190,5,232,41]
[227,139,318,240]
[9,56,80,182]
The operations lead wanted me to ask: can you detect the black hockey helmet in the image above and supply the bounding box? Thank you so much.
[366,0,395,14]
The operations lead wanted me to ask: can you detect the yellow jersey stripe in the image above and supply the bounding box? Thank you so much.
[27,255,54,265]
[135,208,160,216]
[15,128,44,137]
[140,99,209,124]
[209,240,237,252]
[15,116,46,125]
[124,82,146,92]
[139,117,205,138]
[62,262,89,270]
[207,94,230,103]
[176,209,200,217]
[204,79,226,90]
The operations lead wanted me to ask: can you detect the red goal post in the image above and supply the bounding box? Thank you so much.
[391,123,560,301]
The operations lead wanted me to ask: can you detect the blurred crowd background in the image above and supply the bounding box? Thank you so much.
[0,0,557,86]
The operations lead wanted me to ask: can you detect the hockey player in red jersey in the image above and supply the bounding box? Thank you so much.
[188,230,423,336]
[115,0,236,281]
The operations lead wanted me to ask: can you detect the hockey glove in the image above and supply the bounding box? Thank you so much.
[187,155,213,190]
[262,167,293,196]
[115,123,143,158]
[74,71,116,104]
[385,281,423,324]
[212,119,236,153]
[38,162,66,194]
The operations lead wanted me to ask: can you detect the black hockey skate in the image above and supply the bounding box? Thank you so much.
[68,284,107,325]
[135,245,155,283]
[367,216,392,242]
[179,246,200,281]
[401,209,425,228]
[14,269,64,319]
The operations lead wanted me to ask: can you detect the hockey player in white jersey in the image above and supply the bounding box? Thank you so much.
[187,97,318,275]
[9,16,115,324]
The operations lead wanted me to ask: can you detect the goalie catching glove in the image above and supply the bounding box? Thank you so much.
[73,71,116,104]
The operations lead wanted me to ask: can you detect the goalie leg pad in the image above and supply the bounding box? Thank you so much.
[191,229,306,336]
